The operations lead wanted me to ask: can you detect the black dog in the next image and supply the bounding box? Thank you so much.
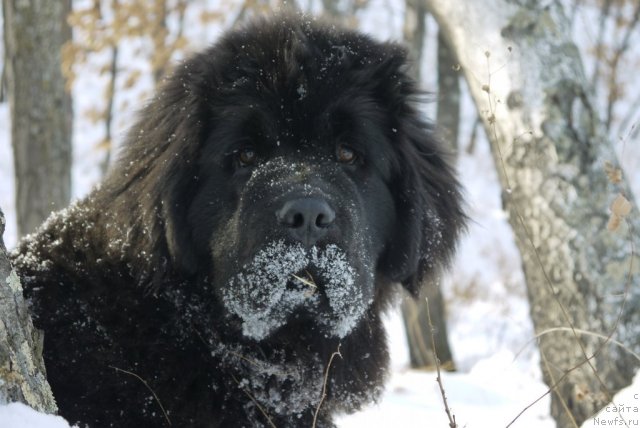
[12,14,464,427]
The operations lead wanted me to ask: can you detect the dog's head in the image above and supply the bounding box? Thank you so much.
[105,15,465,341]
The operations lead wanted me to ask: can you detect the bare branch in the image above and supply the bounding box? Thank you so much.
[110,365,172,426]
[313,344,342,428]
[425,297,457,428]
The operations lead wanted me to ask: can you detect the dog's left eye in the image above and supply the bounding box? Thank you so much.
[336,144,358,164]
[236,148,257,167]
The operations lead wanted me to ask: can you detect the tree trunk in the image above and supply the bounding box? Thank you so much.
[0,207,57,412]
[2,0,73,237]
[399,0,456,371]
[426,1,640,426]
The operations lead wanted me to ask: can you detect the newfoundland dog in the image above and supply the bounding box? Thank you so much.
[12,14,464,427]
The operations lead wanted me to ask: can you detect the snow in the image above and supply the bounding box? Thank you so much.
[1,1,639,427]
[338,351,555,428]
[223,240,368,340]
[1,371,638,427]
[0,403,73,428]
[223,240,311,340]
[0,104,16,248]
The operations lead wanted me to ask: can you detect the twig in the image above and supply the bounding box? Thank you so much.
[405,300,435,367]
[312,343,342,428]
[589,0,613,94]
[292,271,318,296]
[540,350,580,428]
[514,327,640,364]
[425,297,457,428]
[604,0,640,131]
[110,365,171,426]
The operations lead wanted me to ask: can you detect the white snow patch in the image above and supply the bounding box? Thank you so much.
[223,240,310,340]
[338,351,554,427]
[223,240,365,340]
[0,403,74,428]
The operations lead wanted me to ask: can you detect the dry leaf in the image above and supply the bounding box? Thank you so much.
[607,214,621,231]
[95,138,111,151]
[607,193,633,231]
[291,272,317,297]
[604,161,622,184]
[611,193,632,217]
[123,70,142,89]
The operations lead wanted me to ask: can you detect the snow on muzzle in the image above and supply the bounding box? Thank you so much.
[222,240,369,340]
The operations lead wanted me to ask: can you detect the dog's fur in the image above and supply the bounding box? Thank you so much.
[12,15,464,427]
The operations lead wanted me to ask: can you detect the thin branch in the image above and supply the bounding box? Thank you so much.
[540,350,580,428]
[616,106,640,142]
[589,0,613,94]
[425,297,457,428]
[604,0,640,131]
[516,327,640,364]
[110,365,171,426]
[313,343,342,428]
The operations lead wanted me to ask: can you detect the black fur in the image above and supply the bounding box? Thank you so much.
[11,15,465,427]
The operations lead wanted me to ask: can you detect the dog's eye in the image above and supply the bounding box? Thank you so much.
[236,148,256,167]
[336,144,358,164]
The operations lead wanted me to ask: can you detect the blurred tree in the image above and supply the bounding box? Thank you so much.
[400,0,456,371]
[581,0,640,136]
[427,0,640,426]
[2,0,73,237]
[63,0,190,174]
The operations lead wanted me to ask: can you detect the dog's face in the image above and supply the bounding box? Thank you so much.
[116,16,464,343]
[188,98,399,340]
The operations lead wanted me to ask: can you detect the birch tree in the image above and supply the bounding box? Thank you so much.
[0,208,57,412]
[425,0,640,426]
[401,0,456,370]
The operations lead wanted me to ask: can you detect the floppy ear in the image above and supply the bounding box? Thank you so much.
[367,45,465,297]
[149,83,211,278]
[101,57,214,284]
[381,116,466,298]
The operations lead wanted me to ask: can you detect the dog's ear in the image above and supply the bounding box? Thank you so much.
[368,46,465,297]
[102,60,212,282]
[381,117,466,298]
[159,163,200,276]
[152,91,209,277]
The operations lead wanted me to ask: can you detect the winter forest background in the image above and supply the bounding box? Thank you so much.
[1,0,640,427]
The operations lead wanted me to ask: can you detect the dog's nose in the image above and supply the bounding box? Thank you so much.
[276,198,335,247]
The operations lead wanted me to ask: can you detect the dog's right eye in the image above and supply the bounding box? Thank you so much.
[336,144,358,164]
[236,148,256,167]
